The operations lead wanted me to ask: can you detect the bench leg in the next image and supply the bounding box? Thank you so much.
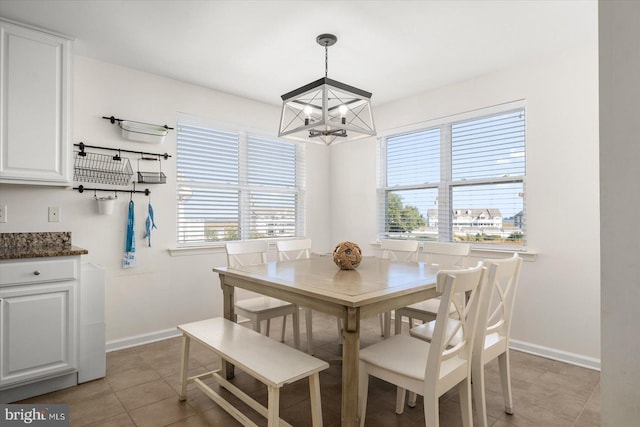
[280,315,286,342]
[267,385,280,427]
[309,372,323,427]
[179,335,191,401]
[293,308,300,349]
[306,308,313,354]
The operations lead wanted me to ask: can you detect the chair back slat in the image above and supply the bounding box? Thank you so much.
[276,238,312,261]
[480,253,522,338]
[225,241,269,268]
[426,262,485,376]
[380,239,420,262]
[422,241,471,268]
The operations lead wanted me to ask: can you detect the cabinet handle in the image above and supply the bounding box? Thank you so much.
[33,270,41,276]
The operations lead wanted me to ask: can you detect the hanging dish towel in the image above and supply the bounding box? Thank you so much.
[123,200,137,268]
[144,201,157,247]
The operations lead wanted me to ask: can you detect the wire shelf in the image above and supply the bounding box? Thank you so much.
[73,151,134,186]
[137,171,166,184]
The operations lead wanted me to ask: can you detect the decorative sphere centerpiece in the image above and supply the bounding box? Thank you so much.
[332,241,363,270]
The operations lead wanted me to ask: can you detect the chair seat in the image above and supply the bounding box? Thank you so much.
[235,296,294,314]
[360,334,466,382]
[360,335,428,381]
[403,298,455,315]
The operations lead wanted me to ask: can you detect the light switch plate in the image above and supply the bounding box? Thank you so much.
[0,205,6,223]
[48,206,61,222]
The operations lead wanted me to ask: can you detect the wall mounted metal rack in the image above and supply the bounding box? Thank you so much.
[72,184,151,196]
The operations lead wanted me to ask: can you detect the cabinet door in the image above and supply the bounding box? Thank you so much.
[0,281,77,387]
[0,20,72,185]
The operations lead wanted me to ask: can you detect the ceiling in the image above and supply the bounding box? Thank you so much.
[0,0,598,107]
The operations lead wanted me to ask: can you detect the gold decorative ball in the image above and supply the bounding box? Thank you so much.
[333,241,363,270]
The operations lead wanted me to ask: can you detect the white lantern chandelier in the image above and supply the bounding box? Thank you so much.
[278,34,376,146]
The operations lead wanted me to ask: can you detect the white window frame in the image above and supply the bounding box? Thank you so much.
[176,117,306,246]
[378,101,526,249]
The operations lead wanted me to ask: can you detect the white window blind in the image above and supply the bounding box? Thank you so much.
[177,123,305,245]
[380,107,526,247]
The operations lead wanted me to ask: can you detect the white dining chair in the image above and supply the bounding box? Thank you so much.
[394,241,471,334]
[225,241,300,348]
[410,253,522,427]
[379,239,420,336]
[358,262,487,427]
[276,238,315,354]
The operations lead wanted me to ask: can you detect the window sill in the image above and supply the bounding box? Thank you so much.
[370,241,537,262]
[469,247,537,262]
[168,245,226,257]
[168,240,296,257]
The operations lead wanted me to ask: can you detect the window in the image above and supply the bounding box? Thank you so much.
[177,122,305,245]
[379,107,526,247]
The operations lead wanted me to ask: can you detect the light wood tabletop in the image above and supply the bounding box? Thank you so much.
[213,256,440,427]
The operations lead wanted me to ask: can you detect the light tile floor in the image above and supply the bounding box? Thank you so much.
[17,313,600,426]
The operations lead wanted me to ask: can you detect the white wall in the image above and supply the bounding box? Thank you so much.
[330,43,601,366]
[0,56,331,347]
[599,1,640,424]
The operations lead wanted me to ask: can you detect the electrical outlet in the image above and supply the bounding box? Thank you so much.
[48,207,61,222]
[0,205,6,223]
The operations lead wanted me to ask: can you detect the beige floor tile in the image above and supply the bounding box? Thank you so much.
[67,392,126,426]
[128,396,197,427]
[84,412,136,427]
[107,367,161,392]
[166,406,243,426]
[106,349,150,376]
[115,378,177,411]
[49,378,113,404]
[163,365,212,395]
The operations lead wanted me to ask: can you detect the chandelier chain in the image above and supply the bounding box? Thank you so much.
[324,43,329,78]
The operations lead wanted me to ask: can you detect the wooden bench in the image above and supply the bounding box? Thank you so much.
[177,317,329,427]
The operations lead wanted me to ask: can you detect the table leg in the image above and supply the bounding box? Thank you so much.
[342,306,360,427]
[221,278,235,380]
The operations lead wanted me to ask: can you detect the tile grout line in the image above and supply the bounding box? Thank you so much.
[571,381,600,427]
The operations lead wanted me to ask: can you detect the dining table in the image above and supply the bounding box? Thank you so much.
[213,255,440,427]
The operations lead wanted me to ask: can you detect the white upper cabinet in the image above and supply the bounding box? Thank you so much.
[0,19,73,185]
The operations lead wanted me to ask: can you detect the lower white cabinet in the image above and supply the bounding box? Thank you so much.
[0,281,77,386]
[0,256,79,394]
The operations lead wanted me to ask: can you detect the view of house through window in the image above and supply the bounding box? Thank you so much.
[176,122,305,245]
[380,107,526,247]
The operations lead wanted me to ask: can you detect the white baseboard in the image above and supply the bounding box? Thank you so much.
[394,315,601,371]
[106,328,182,352]
[509,338,601,371]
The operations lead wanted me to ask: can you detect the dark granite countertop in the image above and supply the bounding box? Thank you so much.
[0,232,88,260]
